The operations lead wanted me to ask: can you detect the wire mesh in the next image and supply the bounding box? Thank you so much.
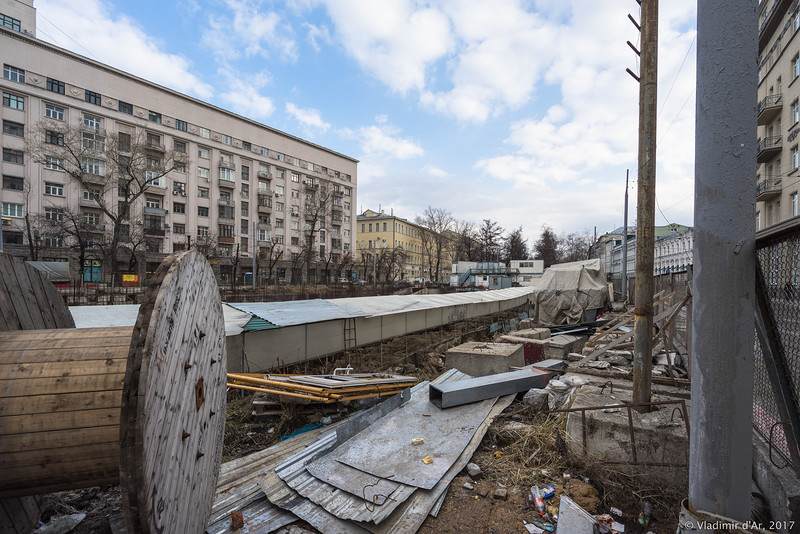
[755,229,800,467]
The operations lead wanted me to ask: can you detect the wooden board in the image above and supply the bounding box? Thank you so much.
[0,253,74,332]
[119,250,227,534]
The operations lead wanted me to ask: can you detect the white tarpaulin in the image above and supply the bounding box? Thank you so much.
[532,258,609,325]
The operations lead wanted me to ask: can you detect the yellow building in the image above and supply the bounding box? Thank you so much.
[356,209,424,282]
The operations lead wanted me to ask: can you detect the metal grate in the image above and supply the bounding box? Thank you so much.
[755,223,800,469]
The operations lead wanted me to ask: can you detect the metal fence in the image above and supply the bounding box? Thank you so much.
[754,221,800,471]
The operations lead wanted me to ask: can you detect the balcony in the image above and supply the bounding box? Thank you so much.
[218,199,236,208]
[257,188,272,197]
[757,136,782,163]
[144,181,167,194]
[146,141,165,153]
[219,159,235,170]
[79,198,101,209]
[144,222,167,237]
[304,181,318,190]
[218,178,235,189]
[82,173,106,185]
[257,203,272,214]
[257,170,271,179]
[81,124,106,136]
[218,236,235,244]
[332,189,344,197]
[144,206,168,216]
[80,223,105,233]
[757,177,782,201]
[757,94,783,126]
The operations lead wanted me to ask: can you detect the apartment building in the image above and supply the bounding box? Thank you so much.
[356,209,424,282]
[0,0,357,283]
[757,0,800,229]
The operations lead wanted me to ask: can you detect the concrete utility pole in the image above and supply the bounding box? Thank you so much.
[632,0,658,410]
[688,0,755,522]
[622,170,630,301]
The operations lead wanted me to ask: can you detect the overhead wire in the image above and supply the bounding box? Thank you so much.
[36,11,102,62]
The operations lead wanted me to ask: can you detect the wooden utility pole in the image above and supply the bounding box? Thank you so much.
[622,170,630,301]
[632,0,658,411]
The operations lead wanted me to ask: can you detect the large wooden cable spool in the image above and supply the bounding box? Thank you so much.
[0,250,227,534]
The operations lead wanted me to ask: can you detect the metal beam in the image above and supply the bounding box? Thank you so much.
[429,368,550,409]
[690,0,756,520]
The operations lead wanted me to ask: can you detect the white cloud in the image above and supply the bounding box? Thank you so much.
[355,118,424,160]
[218,71,276,120]
[303,22,331,51]
[201,0,297,64]
[422,164,450,177]
[321,0,454,93]
[286,102,331,133]
[35,0,214,100]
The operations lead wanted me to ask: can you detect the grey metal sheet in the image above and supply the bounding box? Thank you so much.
[332,382,496,489]
[227,299,366,327]
[428,487,448,517]
[305,455,401,506]
[429,368,551,409]
[205,498,295,534]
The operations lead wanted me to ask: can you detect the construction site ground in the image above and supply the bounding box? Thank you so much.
[42,310,684,534]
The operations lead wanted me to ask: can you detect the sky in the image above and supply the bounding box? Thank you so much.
[33,0,698,246]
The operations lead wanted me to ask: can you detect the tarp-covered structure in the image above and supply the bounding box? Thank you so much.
[532,258,610,325]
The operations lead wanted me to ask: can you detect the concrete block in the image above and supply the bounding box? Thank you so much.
[466,463,483,479]
[497,335,549,364]
[512,328,551,340]
[564,389,689,489]
[493,488,508,500]
[518,318,538,329]
[445,342,525,377]
[546,334,587,359]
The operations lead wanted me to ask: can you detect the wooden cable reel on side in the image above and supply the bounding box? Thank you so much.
[0,250,227,533]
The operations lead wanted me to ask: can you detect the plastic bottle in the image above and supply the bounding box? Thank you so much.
[531,485,545,514]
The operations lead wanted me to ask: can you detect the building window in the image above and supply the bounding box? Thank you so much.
[81,157,105,175]
[275,235,284,244]
[83,115,102,132]
[173,202,186,214]
[198,225,209,237]
[175,161,186,173]
[219,223,234,238]
[174,223,186,234]
[45,182,64,196]
[3,175,23,190]
[241,165,249,182]
[46,78,65,94]
[241,220,249,235]
[276,202,284,212]
[275,218,284,229]
[220,168,235,182]
[793,145,799,170]
[45,104,64,120]
[3,120,23,137]
[291,173,300,183]
[219,206,235,219]
[2,202,23,217]
[198,206,209,217]
[242,141,251,151]
[221,134,232,145]
[174,140,186,153]
[45,155,64,170]
[83,187,100,201]
[149,111,162,124]
[198,146,209,159]
[793,192,799,217]
[118,101,133,115]
[291,221,300,230]
[85,90,101,105]
[198,167,210,181]
[198,186,209,198]
[3,64,24,83]
[261,147,269,157]
[82,132,105,152]
[175,119,187,132]
[83,212,100,225]
[0,13,21,31]
[3,92,23,110]
[44,207,63,221]
[3,148,23,164]
[199,127,210,139]
[46,130,64,145]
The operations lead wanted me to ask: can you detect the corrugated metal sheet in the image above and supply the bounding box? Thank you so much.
[228,287,534,328]
[228,299,366,327]
[69,303,254,336]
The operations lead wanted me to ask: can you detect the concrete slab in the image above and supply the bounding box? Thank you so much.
[511,328,551,340]
[546,334,587,359]
[497,335,549,364]
[563,374,690,490]
[445,342,525,377]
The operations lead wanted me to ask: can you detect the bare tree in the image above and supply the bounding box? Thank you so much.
[559,230,594,263]
[452,219,478,262]
[297,176,337,283]
[195,232,219,260]
[27,121,183,278]
[257,236,283,285]
[42,207,103,283]
[415,206,454,282]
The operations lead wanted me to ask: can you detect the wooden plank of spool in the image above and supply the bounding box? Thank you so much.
[119,250,227,534]
[0,251,226,534]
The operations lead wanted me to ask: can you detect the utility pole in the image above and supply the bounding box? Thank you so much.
[630,0,658,411]
[252,221,256,289]
[622,170,630,302]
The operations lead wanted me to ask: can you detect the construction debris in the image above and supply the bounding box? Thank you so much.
[227,370,418,404]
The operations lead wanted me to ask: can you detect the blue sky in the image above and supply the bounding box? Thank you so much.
[34,0,697,245]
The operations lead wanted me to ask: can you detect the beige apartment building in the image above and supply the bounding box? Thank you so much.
[757,0,800,229]
[0,0,357,284]
[356,209,424,282]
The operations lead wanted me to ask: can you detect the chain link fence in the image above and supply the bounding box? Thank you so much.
[755,223,800,469]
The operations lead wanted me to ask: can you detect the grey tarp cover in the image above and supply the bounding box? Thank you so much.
[532,258,609,325]
[27,261,71,281]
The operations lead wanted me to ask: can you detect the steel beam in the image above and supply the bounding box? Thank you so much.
[429,368,550,409]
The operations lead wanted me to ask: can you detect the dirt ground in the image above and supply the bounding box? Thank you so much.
[35,308,683,533]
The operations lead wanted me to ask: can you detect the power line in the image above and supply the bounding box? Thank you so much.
[36,12,101,62]
[658,35,696,120]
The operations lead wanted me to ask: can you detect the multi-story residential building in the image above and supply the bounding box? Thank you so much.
[757,0,800,229]
[0,0,357,283]
[356,209,424,282]
[596,224,692,279]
